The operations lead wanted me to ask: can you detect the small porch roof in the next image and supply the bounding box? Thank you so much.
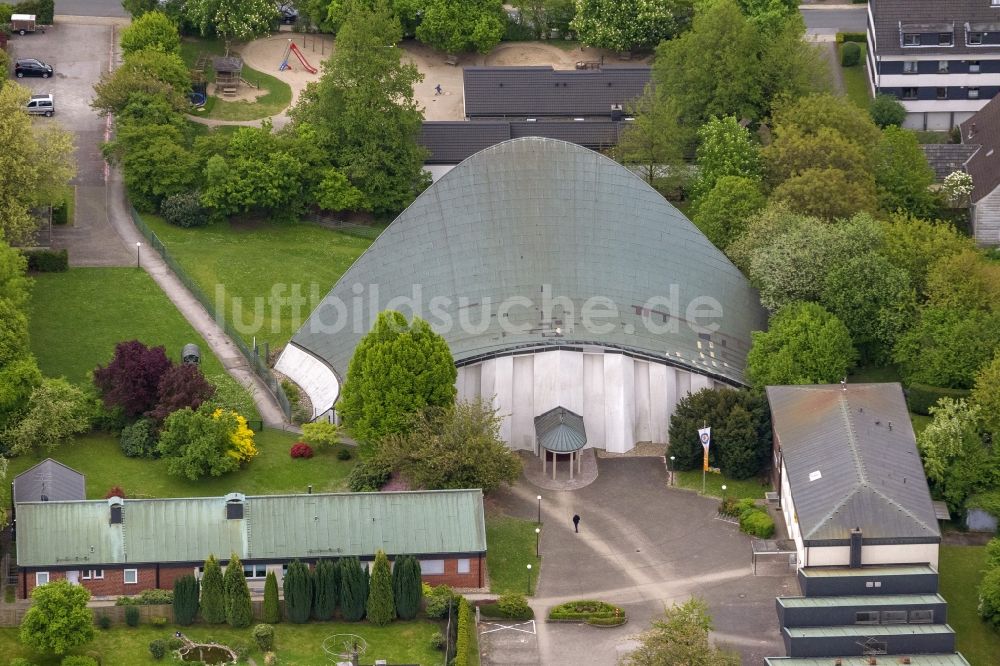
[534,406,586,453]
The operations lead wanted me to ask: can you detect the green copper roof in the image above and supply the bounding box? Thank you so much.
[766,656,970,665]
[288,137,766,386]
[534,406,586,452]
[777,594,946,608]
[16,490,486,567]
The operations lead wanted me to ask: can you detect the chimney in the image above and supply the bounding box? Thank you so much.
[308,484,313,494]
[850,527,863,568]
[969,122,978,141]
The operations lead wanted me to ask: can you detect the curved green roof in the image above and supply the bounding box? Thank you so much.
[535,406,587,452]
[289,138,766,384]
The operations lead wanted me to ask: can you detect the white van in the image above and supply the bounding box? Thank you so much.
[26,93,54,117]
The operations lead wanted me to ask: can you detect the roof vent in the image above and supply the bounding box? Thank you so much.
[108,496,123,525]
[808,470,822,482]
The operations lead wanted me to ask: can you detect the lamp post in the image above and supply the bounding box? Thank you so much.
[536,495,542,524]
[535,527,541,558]
[721,484,727,503]
[526,564,532,595]
[669,456,675,486]
[135,241,142,268]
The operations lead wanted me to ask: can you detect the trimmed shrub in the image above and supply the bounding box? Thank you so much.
[339,557,368,622]
[283,559,313,624]
[223,553,253,628]
[60,658,98,666]
[173,574,200,626]
[23,249,69,272]
[836,31,867,43]
[263,571,280,623]
[479,601,534,620]
[424,584,455,619]
[52,200,69,225]
[150,615,167,626]
[97,614,111,629]
[454,597,477,666]
[313,559,338,621]
[430,630,446,650]
[392,555,421,620]
[739,508,776,538]
[841,42,861,67]
[498,593,530,618]
[124,605,140,627]
[906,383,972,415]
[290,442,314,458]
[347,457,392,491]
[160,191,209,228]
[149,638,167,659]
[548,600,625,624]
[200,554,226,624]
[137,588,172,604]
[367,549,395,626]
[253,623,275,651]
[337,447,353,460]
[302,420,340,447]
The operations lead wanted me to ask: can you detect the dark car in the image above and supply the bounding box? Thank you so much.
[277,3,298,23]
[15,58,53,78]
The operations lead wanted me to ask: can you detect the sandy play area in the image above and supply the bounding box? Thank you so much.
[235,34,652,122]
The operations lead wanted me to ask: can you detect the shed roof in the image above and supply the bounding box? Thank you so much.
[12,459,85,504]
[16,489,486,567]
[870,0,1000,57]
[918,144,978,182]
[534,406,587,453]
[463,66,650,117]
[767,383,940,544]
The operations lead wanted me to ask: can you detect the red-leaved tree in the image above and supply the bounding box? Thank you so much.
[93,340,173,418]
[150,364,216,422]
[104,485,125,499]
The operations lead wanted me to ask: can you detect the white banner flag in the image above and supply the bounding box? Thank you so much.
[698,427,711,472]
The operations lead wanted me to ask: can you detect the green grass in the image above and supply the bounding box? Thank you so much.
[0,429,353,506]
[142,214,377,347]
[840,43,872,109]
[940,545,1000,665]
[674,469,768,499]
[0,619,440,665]
[28,268,226,384]
[485,515,540,595]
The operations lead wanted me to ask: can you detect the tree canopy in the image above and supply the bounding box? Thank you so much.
[572,0,693,52]
[19,581,95,655]
[120,11,182,57]
[614,85,689,194]
[690,115,761,204]
[416,0,506,54]
[156,407,243,479]
[918,399,995,513]
[624,597,740,666]
[873,125,938,217]
[185,0,277,54]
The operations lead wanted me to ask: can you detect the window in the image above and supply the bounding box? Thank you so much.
[903,61,918,74]
[971,60,982,73]
[903,33,920,46]
[970,32,984,45]
[938,61,949,73]
[881,610,907,624]
[124,569,138,585]
[937,87,948,100]
[81,570,104,580]
[910,610,934,623]
[422,559,445,575]
[35,572,49,586]
[243,563,268,579]
[902,87,919,100]
[994,0,1000,6]
[970,87,981,99]
[856,611,880,624]
[939,33,953,46]
[457,559,471,574]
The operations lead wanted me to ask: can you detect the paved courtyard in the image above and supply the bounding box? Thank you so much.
[483,457,797,666]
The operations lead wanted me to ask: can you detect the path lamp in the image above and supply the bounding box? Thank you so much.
[669,456,675,485]
[536,495,542,524]
[535,527,541,558]
[721,484,727,503]
[136,241,142,268]
[526,564,532,595]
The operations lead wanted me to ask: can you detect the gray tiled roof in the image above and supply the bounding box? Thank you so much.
[870,0,1000,57]
[918,144,978,181]
[12,459,85,504]
[419,120,623,164]
[534,406,587,452]
[767,383,940,544]
[290,137,766,386]
[959,93,1000,201]
[463,66,650,117]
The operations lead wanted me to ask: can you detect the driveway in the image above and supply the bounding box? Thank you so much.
[487,458,797,665]
[8,17,133,265]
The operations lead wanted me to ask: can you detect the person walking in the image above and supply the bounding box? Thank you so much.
[572,514,580,533]
[435,84,443,95]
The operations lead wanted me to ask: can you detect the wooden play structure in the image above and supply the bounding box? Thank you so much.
[212,56,244,98]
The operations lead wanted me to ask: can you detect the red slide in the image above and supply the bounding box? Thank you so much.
[288,43,318,74]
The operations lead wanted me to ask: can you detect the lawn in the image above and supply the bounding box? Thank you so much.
[141,214,377,347]
[28,268,226,384]
[939,545,1000,665]
[0,429,354,505]
[674,469,768,499]
[485,515,540,595]
[840,43,872,109]
[180,36,293,121]
[0,619,441,665]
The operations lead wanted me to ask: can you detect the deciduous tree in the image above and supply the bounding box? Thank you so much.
[120,11,182,57]
[624,597,740,666]
[6,378,96,454]
[918,399,994,513]
[339,310,456,445]
[873,125,938,217]
[690,115,761,204]
[972,352,1000,439]
[747,302,857,388]
[92,50,192,116]
[366,550,395,626]
[185,0,277,55]
[572,0,692,52]
[692,176,766,249]
[200,555,226,624]
[894,307,1000,389]
[416,0,506,54]
[19,581,95,656]
[157,407,241,479]
[93,340,174,418]
[869,93,907,129]
[925,248,1000,313]
[150,363,216,422]
[880,214,971,298]
[614,86,690,194]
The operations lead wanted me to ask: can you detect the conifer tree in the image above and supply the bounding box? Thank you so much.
[263,571,280,624]
[313,559,339,621]
[393,555,422,620]
[283,560,314,623]
[366,550,395,626]
[339,557,367,621]
[173,574,200,626]
[223,553,253,628]
[200,554,226,624]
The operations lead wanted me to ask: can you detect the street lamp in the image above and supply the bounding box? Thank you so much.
[721,484,727,503]
[669,456,675,485]
[536,495,542,524]
[535,527,541,558]
[526,564,532,595]
[135,241,142,268]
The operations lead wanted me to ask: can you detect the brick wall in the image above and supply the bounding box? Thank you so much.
[19,565,159,599]
[418,555,484,589]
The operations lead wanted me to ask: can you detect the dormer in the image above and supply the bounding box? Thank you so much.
[108,496,123,525]
[225,492,246,519]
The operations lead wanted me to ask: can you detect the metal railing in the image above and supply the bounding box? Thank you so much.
[129,206,293,421]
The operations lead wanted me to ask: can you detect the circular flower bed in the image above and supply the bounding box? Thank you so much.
[547,600,627,626]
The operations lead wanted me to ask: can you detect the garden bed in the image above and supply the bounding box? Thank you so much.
[546,600,627,627]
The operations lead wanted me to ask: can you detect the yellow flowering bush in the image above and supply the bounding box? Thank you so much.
[213,409,258,463]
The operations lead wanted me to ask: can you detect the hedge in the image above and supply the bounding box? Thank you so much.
[739,505,775,539]
[454,597,478,666]
[836,32,867,43]
[23,249,68,272]
[841,42,861,67]
[547,600,626,626]
[905,383,971,415]
[479,601,534,620]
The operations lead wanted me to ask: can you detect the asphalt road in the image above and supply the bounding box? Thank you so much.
[55,0,128,18]
[801,6,868,34]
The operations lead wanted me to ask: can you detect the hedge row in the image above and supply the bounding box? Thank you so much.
[454,597,478,666]
[548,600,626,626]
[23,249,68,272]
[905,383,971,415]
[836,32,867,43]
[479,602,534,621]
[724,498,776,539]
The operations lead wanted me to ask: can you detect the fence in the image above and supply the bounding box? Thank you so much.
[128,206,293,421]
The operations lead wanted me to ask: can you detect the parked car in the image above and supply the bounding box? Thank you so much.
[15,58,53,78]
[26,93,54,117]
[277,3,298,23]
